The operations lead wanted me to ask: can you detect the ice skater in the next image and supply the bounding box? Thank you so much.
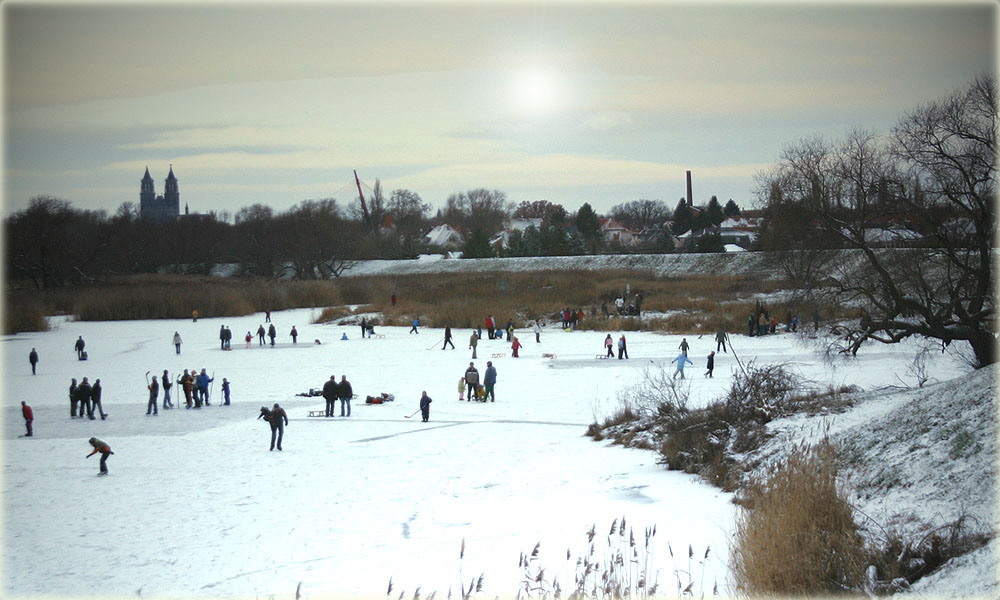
[671,352,693,379]
[86,437,113,475]
[419,391,432,422]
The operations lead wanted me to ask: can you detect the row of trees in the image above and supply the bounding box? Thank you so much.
[6,183,743,287]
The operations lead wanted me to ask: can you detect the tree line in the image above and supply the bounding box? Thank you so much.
[5,184,743,288]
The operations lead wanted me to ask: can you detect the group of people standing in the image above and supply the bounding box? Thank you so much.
[165,368,227,412]
[603,333,629,359]
[321,374,354,417]
[69,377,106,420]
[460,360,497,402]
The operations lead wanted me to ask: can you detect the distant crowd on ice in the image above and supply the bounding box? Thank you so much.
[19,292,827,472]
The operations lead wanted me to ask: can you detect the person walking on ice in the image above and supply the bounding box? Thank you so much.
[419,391,433,422]
[618,335,629,360]
[705,351,716,378]
[221,378,231,405]
[671,352,693,379]
[173,331,182,354]
[74,336,86,360]
[442,325,454,349]
[469,331,479,359]
[511,336,522,358]
[678,337,690,356]
[715,329,728,353]
[147,375,159,415]
[29,348,38,375]
[290,326,298,344]
[86,437,114,475]
[92,379,107,420]
[604,334,614,358]
[409,318,420,334]
[268,323,277,347]
[162,370,173,409]
[458,377,465,401]
[267,403,288,451]
[533,320,541,343]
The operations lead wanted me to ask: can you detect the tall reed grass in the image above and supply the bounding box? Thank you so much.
[731,440,867,595]
[6,269,850,336]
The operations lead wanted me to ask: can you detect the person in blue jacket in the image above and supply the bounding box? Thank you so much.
[671,352,693,379]
[483,361,497,402]
[221,378,231,405]
[409,318,420,334]
[196,369,214,406]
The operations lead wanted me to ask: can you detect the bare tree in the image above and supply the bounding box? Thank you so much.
[758,76,997,366]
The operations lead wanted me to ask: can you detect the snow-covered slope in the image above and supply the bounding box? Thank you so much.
[745,366,998,597]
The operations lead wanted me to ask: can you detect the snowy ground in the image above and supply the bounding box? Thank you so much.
[1,308,972,598]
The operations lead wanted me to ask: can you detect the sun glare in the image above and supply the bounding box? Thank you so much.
[513,66,559,115]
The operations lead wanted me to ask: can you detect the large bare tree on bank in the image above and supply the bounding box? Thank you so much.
[757,75,996,366]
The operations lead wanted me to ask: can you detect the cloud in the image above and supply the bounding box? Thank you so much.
[579,111,633,131]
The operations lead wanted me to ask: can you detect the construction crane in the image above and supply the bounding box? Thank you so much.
[354,169,370,226]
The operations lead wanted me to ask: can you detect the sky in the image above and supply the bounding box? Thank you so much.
[2,0,996,219]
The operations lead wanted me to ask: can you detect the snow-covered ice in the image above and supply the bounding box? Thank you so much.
[1,308,972,598]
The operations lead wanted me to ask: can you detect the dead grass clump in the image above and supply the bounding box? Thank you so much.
[724,361,801,424]
[657,400,741,489]
[3,301,49,334]
[865,515,993,592]
[731,440,867,595]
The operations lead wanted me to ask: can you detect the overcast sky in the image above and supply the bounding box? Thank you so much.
[3,0,996,219]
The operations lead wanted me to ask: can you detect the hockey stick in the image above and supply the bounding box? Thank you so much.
[404,408,421,419]
[145,370,150,386]
[426,337,444,350]
[209,371,216,405]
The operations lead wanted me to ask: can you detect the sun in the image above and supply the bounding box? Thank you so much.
[512,66,560,115]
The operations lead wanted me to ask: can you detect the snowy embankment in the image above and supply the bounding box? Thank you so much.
[742,365,998,597]
[339,252,783,279]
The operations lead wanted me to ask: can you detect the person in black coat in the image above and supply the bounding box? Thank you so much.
[69,378,78,417]
[77,377,93,420]
[442,325,455,350]
[268,403,288,451]
[74,336,86,360]
[339,375,353,417]
[91,379,107,420]
[419,391,432,422]
[267,324,277,347]
[29,348,38,375]
[322,375,339,417]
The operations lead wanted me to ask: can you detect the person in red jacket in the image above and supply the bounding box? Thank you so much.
[21,401,33,437]
[86,437,113,475]
[511,336,522,358]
